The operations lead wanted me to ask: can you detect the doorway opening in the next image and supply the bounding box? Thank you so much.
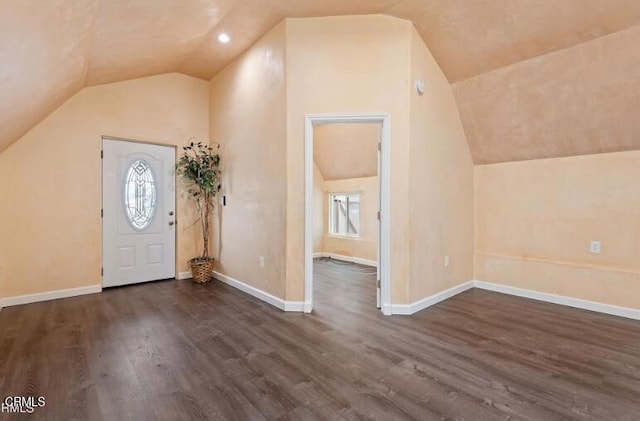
[102,137,177,288]
[304,114,391,315]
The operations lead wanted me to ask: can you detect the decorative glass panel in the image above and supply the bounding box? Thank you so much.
[124,159,157,230]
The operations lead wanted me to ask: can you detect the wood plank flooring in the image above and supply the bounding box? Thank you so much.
[1,258,640,420]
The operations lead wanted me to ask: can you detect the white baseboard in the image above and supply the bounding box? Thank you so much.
[388,280,640,320]
[212,270,304,312]
[284,301,306,312]
[0,284,102,308]
[390,281,474,315]
[474,280,640,321]
[177,271,192,280]
[2,276,635,322]
[313,252,377,267]
[303,301,313,313]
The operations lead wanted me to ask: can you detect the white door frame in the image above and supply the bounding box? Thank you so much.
[304,113,392,315]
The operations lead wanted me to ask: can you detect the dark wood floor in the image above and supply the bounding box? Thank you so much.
[1,258,640,420]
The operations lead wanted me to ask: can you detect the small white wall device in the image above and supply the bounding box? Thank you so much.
[415,79,425,95]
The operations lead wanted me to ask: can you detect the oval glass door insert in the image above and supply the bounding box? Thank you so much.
[124,159,157,230]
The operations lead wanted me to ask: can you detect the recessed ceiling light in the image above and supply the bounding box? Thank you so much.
[218,33,230,43]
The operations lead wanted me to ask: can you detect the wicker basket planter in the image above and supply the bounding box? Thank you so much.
[189,257,215,284]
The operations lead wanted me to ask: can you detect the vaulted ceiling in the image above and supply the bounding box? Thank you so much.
[453,25,640,164]
[2,0,640,159]
[314,123,379,181]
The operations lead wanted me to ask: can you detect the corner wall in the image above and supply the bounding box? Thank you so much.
[0,73,210,299]
[408,29,475,302]
[285,15,413,303]
[475,151,640,309]
[209,22,288,299]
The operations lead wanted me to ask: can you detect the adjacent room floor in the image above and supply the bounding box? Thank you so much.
[1,260,640,420]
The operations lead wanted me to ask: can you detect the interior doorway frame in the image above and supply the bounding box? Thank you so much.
[304,113,391,315]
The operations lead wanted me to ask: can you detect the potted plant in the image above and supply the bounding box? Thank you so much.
[177,139,221,283]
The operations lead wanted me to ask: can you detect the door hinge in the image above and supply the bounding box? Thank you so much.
[377,279,381,288]
[101,209,103,218]
[101,267,104,276]
[378,142,381,151]
[101,150,103,159]
[377,211,381,220]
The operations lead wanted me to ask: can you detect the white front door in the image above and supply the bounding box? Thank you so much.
[102,139,176,287]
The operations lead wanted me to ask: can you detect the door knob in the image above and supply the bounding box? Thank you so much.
[169,211,174,216]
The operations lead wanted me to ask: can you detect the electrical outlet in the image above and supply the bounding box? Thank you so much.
[259,256,265,268]
[590,241,602,254]
[444,255,450,268]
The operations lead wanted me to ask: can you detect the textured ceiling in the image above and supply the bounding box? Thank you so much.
[314,123,379,181]
[453,25,640,164]
[387,0,640,83]
[1,0,640,156]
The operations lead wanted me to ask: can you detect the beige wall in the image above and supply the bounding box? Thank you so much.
[475,151,640,309]
[408,30,475,302]
[285,15,412,303]
[209,22,287,299]
[285,15,474,304]
[321,176,379,262]
[3,12,637,318]
[0,15,472,309]
[0,73,209,299]
[453,25,640,165]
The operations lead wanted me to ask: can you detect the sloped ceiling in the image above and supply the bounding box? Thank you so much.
[453,25,640,164]
[0,0,97,154]
[314,123,379,181]
[1,0,640,158]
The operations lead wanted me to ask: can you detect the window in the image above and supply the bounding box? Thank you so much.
[124,159,157,230]
[329,193,360,237]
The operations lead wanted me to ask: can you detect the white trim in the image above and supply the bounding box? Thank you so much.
[0,285,102,308]
[284,301,306,312]
[313,252,377,267]
[390,282,474,315]
[304,115,315,314]
[305,113,391,315]
[177,271,192,280]
[386,279,640,320]
[212,270,304,312]
[474,281,640,321]
[324,234,370,241]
